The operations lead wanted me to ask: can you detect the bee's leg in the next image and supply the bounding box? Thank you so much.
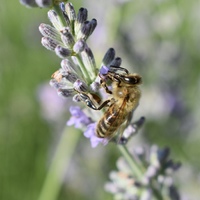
[99,74,112,94]
[111,74,122,87]
[76,92,98,110]
[101,80,112,94]
[76,91,111,110]
[110,65,129,74]
[102,71,122,87]
[96,99,111,110]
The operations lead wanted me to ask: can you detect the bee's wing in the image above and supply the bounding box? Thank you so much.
[116,110,134,143]
[104,100,133,143]
[126,110,134,126]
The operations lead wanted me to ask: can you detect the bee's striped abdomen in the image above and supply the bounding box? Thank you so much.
[96,105,126,138]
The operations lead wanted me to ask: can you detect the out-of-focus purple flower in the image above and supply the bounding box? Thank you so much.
[84,123,106,148]
[67,106,92,129]
[37,83,67,122]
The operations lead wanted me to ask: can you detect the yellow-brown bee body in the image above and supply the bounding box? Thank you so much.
[96,76,141,139]
[75,67,142,140]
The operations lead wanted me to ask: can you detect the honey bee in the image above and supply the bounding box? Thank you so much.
[76,66,142,140]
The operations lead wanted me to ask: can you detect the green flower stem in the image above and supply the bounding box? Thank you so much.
[75,54,93,83]
[38,127,80,200]
[117,145,143,179]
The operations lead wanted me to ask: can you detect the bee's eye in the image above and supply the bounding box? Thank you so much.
[123,76,141,84]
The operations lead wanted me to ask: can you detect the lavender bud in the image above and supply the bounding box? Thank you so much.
[77,8,88,23]
[81,46,96,79]
[20,0,37,7]
[48,10,63,31]
[73,80,88,92]
[61,59,83,77]
[58,88,75,97]
[110,57,122,68]
[62,11,70,27]
[60,28,75,48]
[78,19,97,40]
[119,117,145,144]
[59,2,65,12]
[41,37,60,51]
[49,79,64,89]
[133,116,145,128]
[102,48,115,66]
[89,19,97,35]
[39,23,60,40]
[55,45,72,58]
[61,59,76,73]
[65,3,76,21]
[35,0,52,7]
[75,8,88,36]
[77,21,90,40]
[120,126,136,143]
[73,39,86,53]
[63,71,79,83]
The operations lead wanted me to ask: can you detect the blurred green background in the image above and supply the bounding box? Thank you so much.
[1,0,200,199]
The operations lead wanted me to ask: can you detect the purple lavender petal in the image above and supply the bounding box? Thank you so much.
[84,123,107,148]
[84,123,96,138]
[99,65,109,75]
[66,117,76,126]
[90,136,104,148]
[69,106,82,117]
[67,106,92,128]
[67,107,109,147]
